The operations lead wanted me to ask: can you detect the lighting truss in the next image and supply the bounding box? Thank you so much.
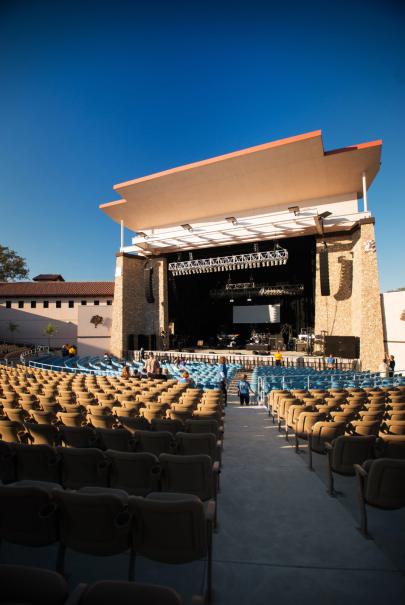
[169,248,288,276]
[210,283,304,300]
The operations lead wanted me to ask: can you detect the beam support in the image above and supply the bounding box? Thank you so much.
[362,172,369,213]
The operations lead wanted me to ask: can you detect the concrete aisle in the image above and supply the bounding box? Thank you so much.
[211,393,405,604]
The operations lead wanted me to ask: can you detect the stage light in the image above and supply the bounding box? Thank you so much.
[181,224,193,232]
[288,206,300,216]
[137,231,147,238]
[230,298,234,303]
[247,297,252,302]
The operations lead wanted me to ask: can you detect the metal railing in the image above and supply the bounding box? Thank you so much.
[27,359,118,376]
[130,350,359,371]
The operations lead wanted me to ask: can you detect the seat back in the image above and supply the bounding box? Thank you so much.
[159,453,214,501]
[331,435,376,475]
[54,490,131,555]
[175,432,218,460]
[0,564,69,605]
[96,428,133,451]
[15,443,60,483]
[24,422,59,446]
[107,450,159,495]
[76,580,182,605]
[310,422,346,453]
[133,430,174,456]
[58,447,110,489]
[365,458,405,509]
[130,494,207,563]
[0,484,59,546]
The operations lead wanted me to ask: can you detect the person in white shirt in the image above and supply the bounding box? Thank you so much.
[378,359,389,378]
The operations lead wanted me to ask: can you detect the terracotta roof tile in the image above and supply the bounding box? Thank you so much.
[0,282,114,298]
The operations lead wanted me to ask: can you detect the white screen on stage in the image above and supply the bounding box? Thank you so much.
[233,304,280,324]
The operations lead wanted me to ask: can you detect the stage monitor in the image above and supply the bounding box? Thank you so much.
[233,304,280,324]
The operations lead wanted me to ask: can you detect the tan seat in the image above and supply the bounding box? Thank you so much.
[355,458,405,536]
[325,435,376,495]
[107,450,159,495]
[72,580,182,605]
[307,421,346,470]
[0,564,69,605]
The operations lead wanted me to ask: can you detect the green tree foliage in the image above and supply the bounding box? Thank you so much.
[0,245,29,281]
[43,323,57,349]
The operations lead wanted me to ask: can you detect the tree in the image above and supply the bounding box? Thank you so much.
[0,245,29,281]
[43,323,57,349]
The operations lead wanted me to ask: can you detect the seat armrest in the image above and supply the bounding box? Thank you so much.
[354,464,368,478]
[205,499,216,522]
[324,442,333,451]
[64,583,87,605]
[212,461,220,474]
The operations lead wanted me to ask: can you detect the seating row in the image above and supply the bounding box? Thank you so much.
[0,564,183,605]
[0,485,214,601]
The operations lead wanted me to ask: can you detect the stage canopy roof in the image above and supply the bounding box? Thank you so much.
[100,130,382,234]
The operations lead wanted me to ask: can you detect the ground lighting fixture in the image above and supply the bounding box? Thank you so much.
[226,217,238,225]
[288,206,300,216]
[181,224,193,232]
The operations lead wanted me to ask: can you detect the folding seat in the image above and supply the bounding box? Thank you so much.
[133,430,174,456]
[356,411,384,423]
[293,411,325,452]
[168,409,194,422]
[307,421,346,470]
[59,425,97,448]
[175,431,222,461]
[277,397,300,432]
[30,409,57,424]
[376,435,405,459]
[88,413,116,430]
[386,411,405,422]
[0,564,69,605]
[145,401,171,414]
[121,401,145,414]
[285,403,307,438]
[96,427,134,451]
[4,406,29,425]
[349,420,381,437]
[117,415,150,432]
[355,458,405,536]
[38,398,59,412]
[70,579,182,605]
[151,418,184,435]
[129,493,214,602]
[0,483,60,554]
[0,418,28,443]
[57,411,85,427]
[57,447,110,489]
[330,410,355,423]
[192,410,222,422]
[59,403,84,414]
[325,435,376,495]
[14,443,61,483]
[184,418,222,437]
[160,453,218,522]
[386,402,405,412]
[0,439,17,483]
[19,395,39,412]
[107,450,159,495]
[381,420,405,435]
[53,490,133,578]
[140,408,165,423]
[24,421,60,446]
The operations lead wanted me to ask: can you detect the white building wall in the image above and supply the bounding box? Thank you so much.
[77,305,112,357]
[381,291,405,372]
[0,298,112,348]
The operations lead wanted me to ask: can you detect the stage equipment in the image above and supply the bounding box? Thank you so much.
[144,266,154,303]
[324,336,359,359]
[169,247,288,276]
[288,206,300,215]
[319,245,330,296]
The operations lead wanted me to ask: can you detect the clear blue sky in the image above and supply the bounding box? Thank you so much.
[1,0,404,291]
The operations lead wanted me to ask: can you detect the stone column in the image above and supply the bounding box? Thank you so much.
[314,219,384,371]
[110,253,169,358]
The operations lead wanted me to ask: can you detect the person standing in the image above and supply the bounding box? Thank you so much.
[218,356,228,406]
[326,353,335,370]
[145,352,160,376]
[238,374,254,406]
[388,354,396,377]
[378,358,389,378]
[274,349,283,367]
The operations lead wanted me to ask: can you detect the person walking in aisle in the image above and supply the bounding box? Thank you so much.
[218,356,228,406]
[238,374,254,406]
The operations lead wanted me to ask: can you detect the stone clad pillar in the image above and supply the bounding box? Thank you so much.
[110,252,168,358]
[314,219,384,371]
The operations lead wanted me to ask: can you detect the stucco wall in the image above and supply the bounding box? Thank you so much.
[381,290,405,372]
[77,305,112,357]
